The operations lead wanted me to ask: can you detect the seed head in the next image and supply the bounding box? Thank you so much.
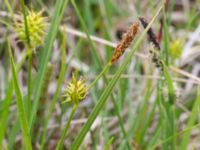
[14,10,48,48]
[138,17,160,50]
[110,21,139,64]
[149,44,163,72]
[63,73,88,105]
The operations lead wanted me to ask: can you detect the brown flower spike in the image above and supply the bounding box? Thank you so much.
[138,17,160,50]
[110,21,139,64]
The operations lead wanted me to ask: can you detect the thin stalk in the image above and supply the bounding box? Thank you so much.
[40,32,67,150]
[29,0,69,132]
[88,62,132,149]
[26,47,32,119]
[8,40,32,150]
[70,6,163,149]
[20,0,30,47]
[56,104,78,150]
[4,0,14,17]
[88,63,111,90]
[71,0,132,149]
[0,50,31,149]
[71,0,102,69]
[162,0,169,65]
[32,63,53,147]
[149,122,200,150]
[180,86,200,149]
[0,83,13,150]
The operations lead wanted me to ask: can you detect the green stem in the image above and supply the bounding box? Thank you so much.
[40,32,67,150]
[20,0,30,47]
[0,50,31,149]
[26,47,32,120]
[28,0,69,132]
[71,0,132,149]
[88,63,132,149]
[162,1,169,65]
[8,40,32,150]
[70,6,163,149]
[56,104,78,150]
[88,62,111,90]
[150,121,200,150]
[71,0,102,69]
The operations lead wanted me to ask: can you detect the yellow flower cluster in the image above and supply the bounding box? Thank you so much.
[63,74,88,105]
[14,10,48,48]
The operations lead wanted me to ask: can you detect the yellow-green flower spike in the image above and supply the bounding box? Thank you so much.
[169,39,183,58]
[14,10,48,49]
[63,73,88,105]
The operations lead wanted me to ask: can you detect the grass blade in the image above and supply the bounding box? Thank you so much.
[0,82,13,149]
[0,50,30,149]
[70,6,163,149]
[8,40,32,150]
[180,86,200,149]
[40,32,67,150]
[71,1,132,148]
[29,0,69,131]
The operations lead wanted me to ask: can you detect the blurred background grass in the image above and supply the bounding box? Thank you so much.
[0,0,200,149]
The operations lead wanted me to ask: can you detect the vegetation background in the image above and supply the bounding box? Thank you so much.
[0,0,200,149]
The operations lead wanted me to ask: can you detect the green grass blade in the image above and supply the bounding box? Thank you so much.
[56,105,78,150]
[0,50,30,149]
[162,63,176,149]
[40,32,67,150]
[71,0,102,69]
[8,41,32,150]
[146,123,162,148]
[26,48,32,120]
[149,122,200,150]
[29,0,69,131]
[8,119,20,150]
[70,6,163,149]
[180,86,200,149]
[162,62,176,104]
[0,82,13,149]
[71,1,131,148]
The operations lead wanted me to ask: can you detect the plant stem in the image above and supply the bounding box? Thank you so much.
[29,0,69,132]
[40,32,67,150]
[8,40,32,150]
[88,63,132,149]
[70,6,163,149]
[20,0,30,47]
[56,104,78,150]
[71,0,134,149]
[88,62,111,90]
[26,47,32,120]
[162,0,169,65]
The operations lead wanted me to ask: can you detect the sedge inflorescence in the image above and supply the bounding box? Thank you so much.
[139,17,163,72]
[14,10,48,48]
[110,21,139,64]
[63,73,88,105]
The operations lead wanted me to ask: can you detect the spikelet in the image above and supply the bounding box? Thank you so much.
[14,10,48,49]
[138,17,160,50]
[149,44,163,72]
[63,73,88,106]
[110,21,139,64]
